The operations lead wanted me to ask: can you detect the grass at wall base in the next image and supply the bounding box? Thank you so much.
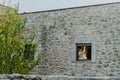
[0,6,42,74]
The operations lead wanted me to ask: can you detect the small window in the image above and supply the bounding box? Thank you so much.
[76,43,91,61]
[71,38,96,62]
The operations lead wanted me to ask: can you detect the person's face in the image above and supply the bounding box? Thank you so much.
[79,49,82,52]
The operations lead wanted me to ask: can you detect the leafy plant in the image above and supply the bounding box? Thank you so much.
[0,5,42,74]
[24,30,38,61]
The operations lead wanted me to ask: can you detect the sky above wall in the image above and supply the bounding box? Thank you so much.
[0,0,120,13]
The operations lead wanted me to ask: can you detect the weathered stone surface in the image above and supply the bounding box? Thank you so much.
[0,74,120,80]
[21,2,120,77]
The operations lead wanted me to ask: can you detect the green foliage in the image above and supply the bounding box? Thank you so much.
[0,6,42,74]
[24,30,38,61]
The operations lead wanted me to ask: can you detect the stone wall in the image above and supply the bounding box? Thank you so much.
[22,3,120,77]
[0,74,120,80]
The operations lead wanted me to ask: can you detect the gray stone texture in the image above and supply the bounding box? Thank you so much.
[0,74,120,80]
[21,3,120,77]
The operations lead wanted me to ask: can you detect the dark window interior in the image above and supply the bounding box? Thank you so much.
[76,43,91,61]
